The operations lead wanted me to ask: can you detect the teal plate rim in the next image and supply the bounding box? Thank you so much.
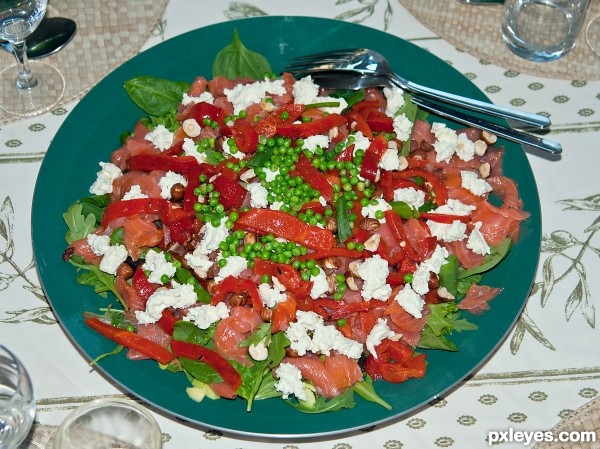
[31,16,541,439]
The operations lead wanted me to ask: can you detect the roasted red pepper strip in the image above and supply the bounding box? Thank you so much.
[170,340,242,391]
[132,267,156,303]
[360,134,388,181]
[210,276,263,311]
[276,113,346,139]
[157,308,179,336]
[253,261,312,299]
[230,118,259,153]
[394,169,448,206]
[192,101,225,126]
[127,154,200,173]
[212,172,247,209]
[84,318,175,365]
[385,209,436,262]
[419,211,469,223]
[235,209,335,251]
[295,155,334,204]
[100,198,194,229]
[313,299,371,320]
[345,111,373,139]
[271,296,297,333]
[364,339,426,383]
[255,103,305,138]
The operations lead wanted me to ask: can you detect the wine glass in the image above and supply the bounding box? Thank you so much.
[0,0,65,117]
[0,345,35,449]
[585,13,600,57]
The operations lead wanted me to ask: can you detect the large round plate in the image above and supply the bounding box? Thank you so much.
[32,16,541,438]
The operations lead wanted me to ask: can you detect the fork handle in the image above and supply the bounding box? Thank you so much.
[410,97,562,155]
[391,74,552,130]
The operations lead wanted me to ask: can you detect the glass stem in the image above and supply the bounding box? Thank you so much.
[11,40,38,90]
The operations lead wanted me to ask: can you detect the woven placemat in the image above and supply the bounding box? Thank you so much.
[533,395,600,449]
[0,0,168,125]
[398,0,600,80]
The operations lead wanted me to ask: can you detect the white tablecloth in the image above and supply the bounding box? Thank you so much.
[1,1,599,448]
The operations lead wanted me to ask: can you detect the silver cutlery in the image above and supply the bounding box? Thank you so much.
[285,48,550,130]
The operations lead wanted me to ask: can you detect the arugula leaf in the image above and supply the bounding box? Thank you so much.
[286,388,356,413]
[329,88,366,110]
[212,29,272,80]
[353,376,392,411]
[68,257,124,307]
[124,76,189,117]
[173,321,215,347]
[63,202,96,245]
[418,302,478,351]
[335,196,352,244]
[458,238,512,279]
[79,195,110,226]
[180,358,223,385]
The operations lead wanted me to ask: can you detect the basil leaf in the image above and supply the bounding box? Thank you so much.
[335,196,352,244]
[212,29,272,80]
[124,76,189,117]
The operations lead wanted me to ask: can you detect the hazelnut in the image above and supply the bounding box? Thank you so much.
[260,307,272,322]
[229,292,248,307]
[170,183,186,201]
[359,217,380,231]
[320,257,341,270]
[482,131,497,145]
[479,162,491,179]
[116,263,134,279]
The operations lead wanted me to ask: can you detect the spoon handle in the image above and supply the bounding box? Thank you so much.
[410,96,562,155]
[392,73,551,130]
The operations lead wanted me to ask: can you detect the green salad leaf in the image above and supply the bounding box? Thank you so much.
[353,376,392,410]
[418,302,478,351]
[212,29,272,80]
[124,76,189,117]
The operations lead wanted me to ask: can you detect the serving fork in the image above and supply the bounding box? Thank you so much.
[284,48,562,155]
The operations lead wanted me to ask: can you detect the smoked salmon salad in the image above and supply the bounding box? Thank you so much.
[62,34,529,414]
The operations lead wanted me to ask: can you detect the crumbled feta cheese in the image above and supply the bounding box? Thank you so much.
[411,265,431,296]
[159,171,188,200]
[182,138,207,164]
[302,134,330,153]
[379,147,401,171]
[309,267,329,299]
[215,256,248,282]
[142,250,176,284]
[122,184,148,200]
[240,168,256,182]
[249,339,269,361]
[269,200,284,211]
[135,282,198,324]
[361,198,392,223]
[87,234,111,256]
[461,170,493,197]
[258,282,287,308]
[366,318,399,357]
[89,162,122,195]
[247,182,268,208]
[467,221,491,255]
[395,284,425,318]
[263,167,279,183]
[350,131,371,154]
[222,139,245,160]
[437,286,456,301]
[145,124,174,151]
[196,217,230,255]
[98,244,128,275]
[393,187,426,209]
[184,250,214,278]
[182,118,201,138]
[456,133,476,161]
[432,122,458,163]
[421,245,450,274]
[431,199,476,217]
[292,76,348,114]
[285,311,363,359]
[393,113,413,142]
[426,219,467,243]
[274,362,307,401]
[383,85,405,117]
[225,78,287,114]
[181,91,214,106]
[183,302,229,329]
[357,255,392,301]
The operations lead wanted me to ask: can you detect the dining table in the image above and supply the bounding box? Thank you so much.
[1,0,600,448]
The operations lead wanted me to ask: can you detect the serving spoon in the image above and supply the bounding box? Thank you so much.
[0,17,77,59]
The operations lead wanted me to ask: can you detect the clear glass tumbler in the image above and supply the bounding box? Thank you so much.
[501,0,591,61]
[0,345,35,449]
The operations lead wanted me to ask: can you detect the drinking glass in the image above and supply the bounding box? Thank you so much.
[501,0,591,61]
[0,345,36,449]
[0,0,65,117]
